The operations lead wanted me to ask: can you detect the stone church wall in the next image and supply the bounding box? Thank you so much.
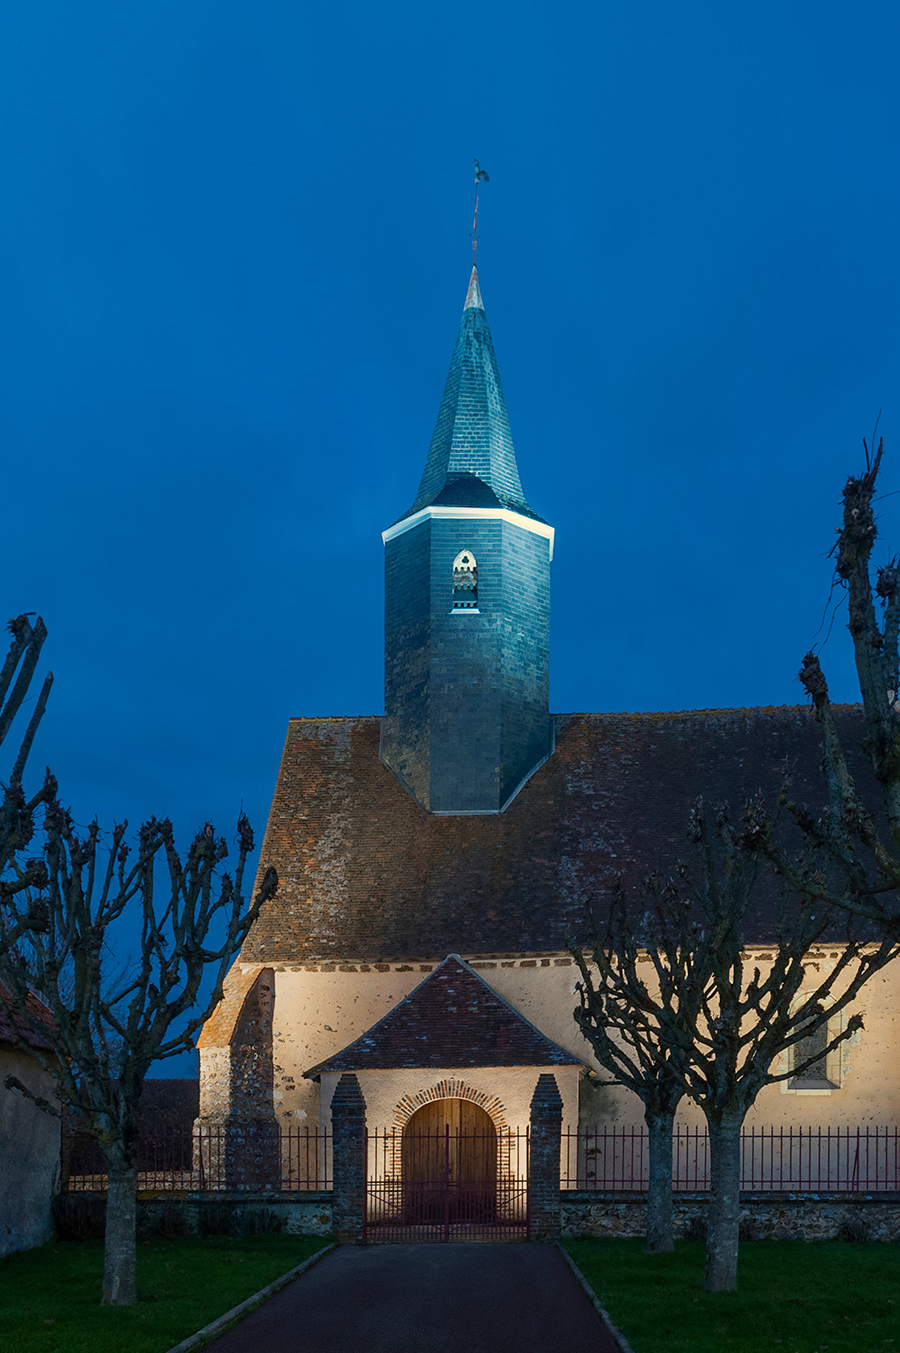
[265,957,589,1129]
[318,1064,579,1136]
[203,949,900,1135]
[479,949,900,1131]
[0,1046,59,1256]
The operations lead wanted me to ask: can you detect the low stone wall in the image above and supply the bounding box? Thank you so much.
[55,1191,332,1241]
[561,1190,900,1242]
[57,1187,900,1245]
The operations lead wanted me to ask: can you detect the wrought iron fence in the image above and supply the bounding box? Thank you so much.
[364,1126,529,1242]
[562,1125,900,1192]
[282,1125,332,1190]
[62,1126,332,1192]
[61,1122,900,1196]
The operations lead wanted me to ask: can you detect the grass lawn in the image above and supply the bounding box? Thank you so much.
[0,1234,331,1353]
[563,1238,900,1353]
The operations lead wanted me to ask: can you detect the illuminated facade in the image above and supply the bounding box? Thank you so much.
[197,265,900,1170]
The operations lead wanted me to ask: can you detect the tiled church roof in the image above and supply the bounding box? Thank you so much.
[392,266,544,526]
[305,955,582,1077]
[240,705,873,964]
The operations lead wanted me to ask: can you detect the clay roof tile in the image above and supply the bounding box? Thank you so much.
[304,955,583,1077]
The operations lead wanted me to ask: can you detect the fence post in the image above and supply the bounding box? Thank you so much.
[529,1073,563,1240]
[331,1074,367,1243]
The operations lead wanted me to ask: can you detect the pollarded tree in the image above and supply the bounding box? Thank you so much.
[0,616,277,1305]
[0,615,53,787]
[576,797,900,1292]
[791,439,900,938]
[573,880,700,1254]
[0,614,54,871]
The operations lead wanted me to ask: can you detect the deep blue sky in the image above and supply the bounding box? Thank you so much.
[2,3,899,1071]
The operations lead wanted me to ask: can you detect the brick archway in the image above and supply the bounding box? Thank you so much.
[380,1079,514,1185]
[390,1078,509,1135]
[365,1078,529,1239]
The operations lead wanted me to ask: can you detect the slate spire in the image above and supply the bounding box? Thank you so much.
[381,262,554,815]
[399,266,543,525]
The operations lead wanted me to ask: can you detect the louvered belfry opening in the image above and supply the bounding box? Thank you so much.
[451,550,478,610]
[380,266,554,813]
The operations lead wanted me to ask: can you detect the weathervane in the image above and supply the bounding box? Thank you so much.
[472,159,489,266]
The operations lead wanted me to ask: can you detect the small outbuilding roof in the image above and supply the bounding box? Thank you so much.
[0,983,55,1053]
[304,955,584,1078]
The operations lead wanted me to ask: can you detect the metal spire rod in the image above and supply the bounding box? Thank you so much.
[472,159,489,265]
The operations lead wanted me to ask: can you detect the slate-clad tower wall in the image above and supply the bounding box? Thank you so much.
[383,521,432,798]
[381,267,554,814]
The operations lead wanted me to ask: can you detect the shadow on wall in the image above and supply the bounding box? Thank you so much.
[0,1046,60,1256]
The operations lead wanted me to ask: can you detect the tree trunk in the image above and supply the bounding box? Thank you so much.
[704,1111,743,1292]
[645,1109,676,1253]
[102,1147,137,1305]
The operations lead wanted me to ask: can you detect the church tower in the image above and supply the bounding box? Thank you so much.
[380,267,555,813]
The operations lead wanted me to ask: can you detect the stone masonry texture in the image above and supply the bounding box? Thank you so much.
[330,1073,367,1243]
[560,1192,900,1242]
[529,1073,564,1240]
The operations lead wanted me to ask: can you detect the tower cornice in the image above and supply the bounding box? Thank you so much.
[381,257,554,814]
[382,504,555,560]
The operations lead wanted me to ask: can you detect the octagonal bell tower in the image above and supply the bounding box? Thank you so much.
[380,267,554,814]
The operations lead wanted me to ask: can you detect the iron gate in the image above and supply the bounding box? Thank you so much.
[364,1126,529,1242]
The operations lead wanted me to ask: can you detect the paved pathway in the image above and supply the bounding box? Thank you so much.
[202,1243,621,1353]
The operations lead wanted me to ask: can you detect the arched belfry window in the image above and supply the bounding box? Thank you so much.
[452,550,478,612]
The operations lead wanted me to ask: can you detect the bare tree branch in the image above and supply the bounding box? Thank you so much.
[575,793,900,1292]
[790,442,900,934]
[0,615,278,1306]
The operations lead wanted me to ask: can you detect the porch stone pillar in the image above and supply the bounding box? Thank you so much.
[331,1074,367,1243]
[529,1073,563,1240]
[195,967,280,1190]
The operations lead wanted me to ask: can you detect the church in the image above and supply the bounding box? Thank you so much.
[196,261,900,1168]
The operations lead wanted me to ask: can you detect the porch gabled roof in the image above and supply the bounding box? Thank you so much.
[304,955,584,1078]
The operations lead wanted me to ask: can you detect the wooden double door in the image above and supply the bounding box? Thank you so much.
[401,1099,497,1224]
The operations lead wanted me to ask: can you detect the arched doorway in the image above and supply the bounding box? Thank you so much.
[401,1099,497,1225]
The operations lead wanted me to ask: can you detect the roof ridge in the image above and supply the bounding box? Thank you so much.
[287,714,382,723]
[280,703,865,731]
[553,704,863,721]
